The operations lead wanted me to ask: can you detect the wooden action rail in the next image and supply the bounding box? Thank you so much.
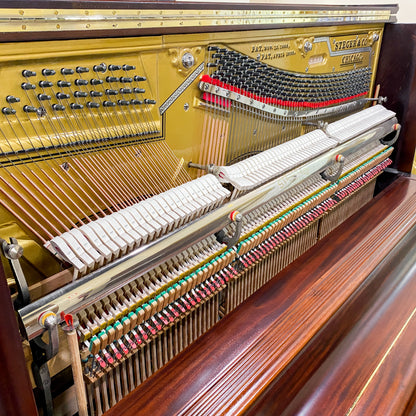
[105,176,416,416]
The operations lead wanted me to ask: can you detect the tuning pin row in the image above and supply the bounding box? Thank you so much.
[205,45,371,103]
[22,64,145,78]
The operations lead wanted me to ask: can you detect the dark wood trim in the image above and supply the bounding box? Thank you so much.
[275,226,416,415]
[243,234,408,415]
[375,23,416,173]
[0,262,38,416]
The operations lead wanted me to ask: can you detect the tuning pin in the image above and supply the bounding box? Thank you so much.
[75,79,88,86]
[6,96,20,103]
[23,105,39,113]
[21,82,36,90]
[93,63,107,73]
[70,103,84,110]
[42,69,56,76]
[76,66,89,74]
[57,80,71,88]
[22,70,36,77]
[74,91,88,98]
[37,94,51,101]
[39,80,53,88]
[52,104,66,111]
[61,68,75,75]
[56,92,70,100]
[2,107,16,115]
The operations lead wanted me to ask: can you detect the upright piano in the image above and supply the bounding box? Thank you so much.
[0,2,415,415]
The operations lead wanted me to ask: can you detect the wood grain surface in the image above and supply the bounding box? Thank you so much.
[105,176,416,416]
[376,24,416,173]
[0,261,38,416]
[280,225,416,415]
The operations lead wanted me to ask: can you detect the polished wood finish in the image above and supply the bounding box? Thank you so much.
[376,24,416,173]
[0,261,38,416]
[106,176,416,416]
[278,227,416,415]
[252,218,416,416]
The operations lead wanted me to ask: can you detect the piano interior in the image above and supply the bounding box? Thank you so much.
[0,2,415,416]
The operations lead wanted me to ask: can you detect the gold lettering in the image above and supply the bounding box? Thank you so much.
[341,53,364,65]
[333,36,368,51]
